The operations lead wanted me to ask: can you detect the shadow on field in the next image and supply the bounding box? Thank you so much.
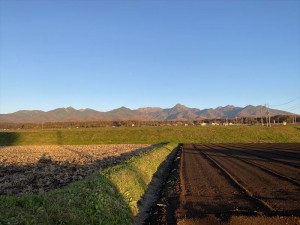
[56,130,62,145]
[0,164,133,225]
[0,145,159,195]
[0,132,20,146]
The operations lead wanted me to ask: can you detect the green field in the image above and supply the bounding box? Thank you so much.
[1,126,300,146]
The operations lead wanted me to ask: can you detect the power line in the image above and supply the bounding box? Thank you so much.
[285,104,300,111]
[269,96,300,107]
[285,103,300,110]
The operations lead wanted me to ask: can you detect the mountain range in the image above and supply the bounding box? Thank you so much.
[0,104,294,123]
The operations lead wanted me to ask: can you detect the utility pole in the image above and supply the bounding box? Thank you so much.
[261,105,264,126]
[268,104,271,127]
[293,116,295,124]
[265,104,269,127]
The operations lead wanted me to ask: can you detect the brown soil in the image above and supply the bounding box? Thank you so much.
[0,144,157,195]
[146,143,300,225]
[178,215,300,225]
[144,145,182,224]
[135,145,180,225]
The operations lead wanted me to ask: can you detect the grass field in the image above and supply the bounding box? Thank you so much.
[0,143,177,225]
[1,126,300,146]
[1,126,299,224]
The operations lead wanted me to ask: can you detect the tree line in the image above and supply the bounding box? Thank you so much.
[0,115,298,130]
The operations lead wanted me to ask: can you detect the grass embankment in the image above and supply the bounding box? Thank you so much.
[1,126,300,146]
[0,143,177,225]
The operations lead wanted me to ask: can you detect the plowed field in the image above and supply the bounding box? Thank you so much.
[149,143,300,225]
[0,144,156,195]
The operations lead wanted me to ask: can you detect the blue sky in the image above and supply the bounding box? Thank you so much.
[0,0,300,114]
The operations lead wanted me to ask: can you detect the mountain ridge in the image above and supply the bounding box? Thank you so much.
[0,104,294,123]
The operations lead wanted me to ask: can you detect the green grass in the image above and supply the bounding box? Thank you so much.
[1,126,300,146]
[0,143,177,225]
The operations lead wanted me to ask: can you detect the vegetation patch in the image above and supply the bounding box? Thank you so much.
[1,126,300,146]
[0,143,177,225]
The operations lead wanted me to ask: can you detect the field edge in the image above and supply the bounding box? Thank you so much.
[0,142,178,225]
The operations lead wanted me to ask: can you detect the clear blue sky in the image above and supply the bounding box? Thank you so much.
[1,0,300,114]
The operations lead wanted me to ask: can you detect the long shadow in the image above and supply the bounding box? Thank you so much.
[56,130,62,145]
[0,144,160,195]
[0,144,168,224]
[0,158,133,224]
[0,132,20,146]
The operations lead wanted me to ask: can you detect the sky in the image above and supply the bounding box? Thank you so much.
[0,0,300,114]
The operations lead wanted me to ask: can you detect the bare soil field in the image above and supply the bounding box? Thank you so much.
[0,144,156,195]
[147,143,300,225]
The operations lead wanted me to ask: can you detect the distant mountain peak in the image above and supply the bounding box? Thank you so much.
[244,105,255,108]
[173,103,189,109]
[117,106,131,110]
[65,106,76,112]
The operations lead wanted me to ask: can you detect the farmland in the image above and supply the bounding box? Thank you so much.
[1,125,300,146]
[0,126,300,224]
[0,144,156,195]
[0,143,178,224]
[149,143,300,225]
